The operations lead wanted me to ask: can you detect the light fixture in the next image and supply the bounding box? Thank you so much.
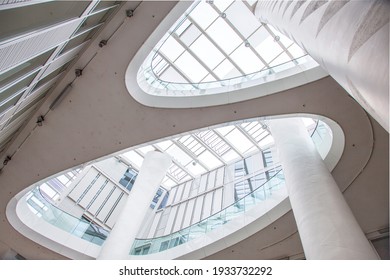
[75,69,83,77]
[3,155,11,166]
[99,40,107,48]
[221,12,226,18]
[36,115,45,126]
[126,9,134,17]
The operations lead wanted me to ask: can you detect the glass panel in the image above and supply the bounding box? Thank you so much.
[247,26,269,50]
[225,1,261,38]
[269,53,292,67]
[25,187,108,246]
[190,1,219,30]
[175,51,208,82]
[190,35,224,69]
[254,36,283,64]
[206,18,242,54]
[160,66,188,83]
[214,59,241,79]
[201,74,217,83]
[159,36,185,62]
[230,43,265,74]
[224,128,254,154]
[214,0,235,12]
[288,43,306,57]
[175,19,192,36]
[198,150,223,170]
[180,23,202,47]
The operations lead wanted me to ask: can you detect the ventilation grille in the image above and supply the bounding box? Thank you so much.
[0,19,82,74]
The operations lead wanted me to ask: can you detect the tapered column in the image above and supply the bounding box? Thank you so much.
[98,151,172,259]
[270,118,378,259]
[255,0,389,131]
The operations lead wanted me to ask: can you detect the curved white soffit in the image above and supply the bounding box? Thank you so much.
[6,114,343,260]
[125,2,328,109]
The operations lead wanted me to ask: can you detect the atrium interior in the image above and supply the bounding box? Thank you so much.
[0,0,388,260]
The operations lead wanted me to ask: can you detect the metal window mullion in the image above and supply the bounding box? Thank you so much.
[212,128,245,159]
[244,27,271,69]
[94,184,116,218]
[209,4,270,70]
[156,51,195,85]
[85,179,109,210]
[172,139,210,172]
[171,32,219,81]
[187,15,247,76]
[242,0,256,10]
[135,148,182,184]
[262,24,296,61]
[192,133,228,165]
[235,124,264,152]
[152,144,196,180]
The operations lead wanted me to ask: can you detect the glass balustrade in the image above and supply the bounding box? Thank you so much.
[130,166,284,255]
[140,54,311,93]
[26,187,109,245]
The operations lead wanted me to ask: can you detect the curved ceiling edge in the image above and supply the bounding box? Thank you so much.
[6,113,343,260]
[125,2,328,109]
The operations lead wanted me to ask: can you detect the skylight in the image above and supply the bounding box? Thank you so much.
[143,0,309,91]
[118,118,274,189]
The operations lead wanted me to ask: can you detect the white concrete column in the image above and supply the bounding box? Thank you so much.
[97,151,172,259]
[255,0,389,131]
[269,118,378,259]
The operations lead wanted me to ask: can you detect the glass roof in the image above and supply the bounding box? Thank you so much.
[118,117,320,189]
[119,118,274,188]
[143,0,307,91]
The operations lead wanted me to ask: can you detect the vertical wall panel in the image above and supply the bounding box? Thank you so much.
[68,169,99,201]
[96,187,122,222]
[181,181,191,200]
[155,208,171,237]
[199,174,207,193]
[172,203,186,232]
[206,170,216,191]
[182,198,195,229]
[190,178,200,198]
[215,167,225,187]
[173,184,184,204]
[166,186,177,206]
[191,196,204,224]
[148,211,163,238]
[105,193,126,228]
[87,181,115,215]
[78,176,107,208]
[201,191,214,219]
[164,205,178,235]
[212,188,223,215]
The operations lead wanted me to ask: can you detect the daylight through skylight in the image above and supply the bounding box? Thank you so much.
[145,0,307,90]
